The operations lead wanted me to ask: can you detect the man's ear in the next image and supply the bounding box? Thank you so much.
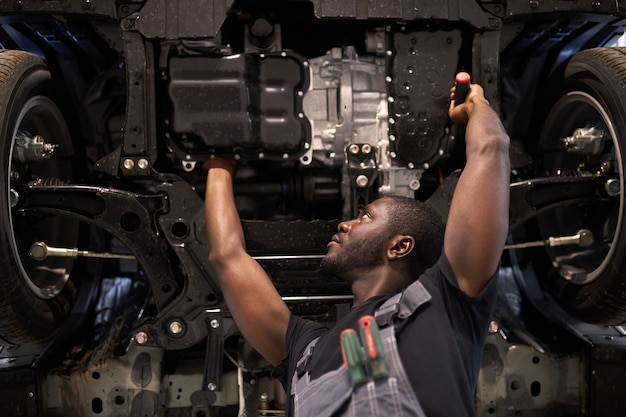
[387,235,415,260]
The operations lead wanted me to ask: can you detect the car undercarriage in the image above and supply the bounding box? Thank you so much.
[2,1,626,416]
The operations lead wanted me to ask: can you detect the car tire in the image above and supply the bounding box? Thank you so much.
[535,47,626,325]
[0,50,91,344]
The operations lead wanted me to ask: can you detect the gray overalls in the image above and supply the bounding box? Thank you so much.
[290,280,432,417]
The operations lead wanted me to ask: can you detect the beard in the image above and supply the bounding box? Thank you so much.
[320,235,386,278]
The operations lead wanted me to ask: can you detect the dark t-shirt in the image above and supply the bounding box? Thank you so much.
[272,253,498,417]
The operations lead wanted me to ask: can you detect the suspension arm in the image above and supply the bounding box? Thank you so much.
[14,184,178,310]
[509,175,615,231]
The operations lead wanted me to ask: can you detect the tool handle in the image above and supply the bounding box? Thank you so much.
[454,71,471,105]
[340,329,367,386]
[358,315,389,379]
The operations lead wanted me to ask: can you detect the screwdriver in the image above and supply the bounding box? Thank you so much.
[358,315,389,379]
[454,71,471,105]
[340,328,367,387]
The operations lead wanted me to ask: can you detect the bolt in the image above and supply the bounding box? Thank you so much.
[210,319,220,329]
[9,189,19,208]
[361,144,372,154]
[207,382,217,391]
[250,17,274,38]
[348,144,360,154]
[260,392,269,411]
[168,320,184,335]
[135,331,148,344]
[137,158,149,169]
[409,179,420,190]
[489,320,499,333]
[605,179,621,197]
[600,160,611,173]
[355,175,369,188]
[529,0,539,9]
[123,158,134,170]
[407,162,415,169]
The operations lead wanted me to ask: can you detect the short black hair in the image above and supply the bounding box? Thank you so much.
[383,196,445,281]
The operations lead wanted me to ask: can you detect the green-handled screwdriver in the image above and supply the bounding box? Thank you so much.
[340,328,367,387]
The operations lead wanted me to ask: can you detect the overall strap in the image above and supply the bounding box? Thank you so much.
[295,336,320,377]
[375,280,431,327]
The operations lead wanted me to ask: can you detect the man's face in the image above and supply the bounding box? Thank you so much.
[320,198,392,278]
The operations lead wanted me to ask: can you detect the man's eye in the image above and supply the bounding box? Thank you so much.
[357,205,371,219]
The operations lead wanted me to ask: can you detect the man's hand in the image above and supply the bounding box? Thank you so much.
[448,83,490,125]
[202,157,237,174]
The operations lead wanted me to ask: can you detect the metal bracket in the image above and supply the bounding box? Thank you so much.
[426,173,615,232]
[509,175,613,231]
[16,184,178,310]
[15,180,225,351]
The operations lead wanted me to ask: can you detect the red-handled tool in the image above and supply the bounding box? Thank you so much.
[454,71,471,105]
[358,315,389,379]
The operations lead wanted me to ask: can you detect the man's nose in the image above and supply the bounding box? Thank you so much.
[338,220,350,233]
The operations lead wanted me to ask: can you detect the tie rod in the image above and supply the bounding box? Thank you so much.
[29,229,596,262]
[29,241,136,261]
[29,241,323,261]
[504,229,594,250]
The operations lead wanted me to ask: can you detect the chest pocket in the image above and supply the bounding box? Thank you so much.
[290,280,432,417]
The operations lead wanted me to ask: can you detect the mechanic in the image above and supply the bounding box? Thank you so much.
[204,81,510,417]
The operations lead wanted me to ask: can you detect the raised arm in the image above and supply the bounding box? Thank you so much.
[445,84,510,297]
[204,158,290,365]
